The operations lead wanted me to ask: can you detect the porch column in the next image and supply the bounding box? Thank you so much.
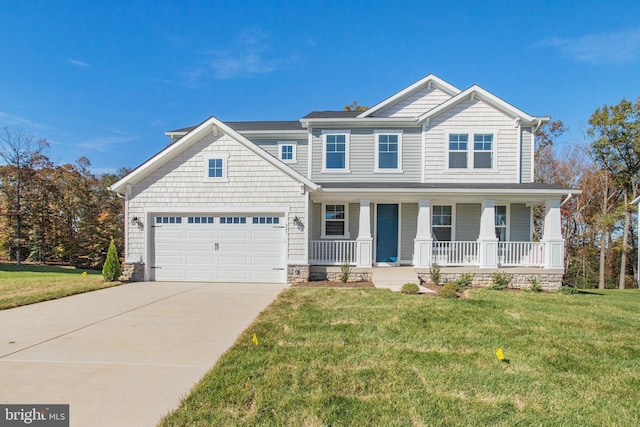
[541,199,564,269]
[414,199,433,267]
[356,199,373,267]
[478,199,499,268]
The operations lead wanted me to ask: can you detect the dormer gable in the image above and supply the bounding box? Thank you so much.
[359,74,461,119]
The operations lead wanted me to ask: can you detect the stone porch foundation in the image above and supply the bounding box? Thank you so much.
[416,266,564,290]
[121,262,145,282]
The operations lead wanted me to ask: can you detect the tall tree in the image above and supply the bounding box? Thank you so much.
[588,98,640,289]
[0,127,49,264]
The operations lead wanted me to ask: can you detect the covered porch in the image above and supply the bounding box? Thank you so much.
[307,184,568,271]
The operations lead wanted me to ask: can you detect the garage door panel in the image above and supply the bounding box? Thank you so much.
[153,214,285,283]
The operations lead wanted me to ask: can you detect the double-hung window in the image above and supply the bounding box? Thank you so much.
[474,134,493,169]
[323,204,348,238]
[432,205,452,241]
[495,205,507,241]
[448,134,468,169]
[323,132,349,171]
[375,131,402,172]
[278,142,297,163]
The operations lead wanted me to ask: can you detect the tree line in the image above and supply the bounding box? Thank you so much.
[539,97,640,289]
[0,127,125,268]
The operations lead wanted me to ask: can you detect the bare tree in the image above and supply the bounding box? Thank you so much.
[0,127,49,264]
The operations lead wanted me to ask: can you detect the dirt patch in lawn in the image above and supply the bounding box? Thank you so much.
[292,281,375,288]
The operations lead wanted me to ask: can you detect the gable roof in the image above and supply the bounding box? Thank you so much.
[358,74,461,118]
[417,85,549,125]
[110,116,317,194]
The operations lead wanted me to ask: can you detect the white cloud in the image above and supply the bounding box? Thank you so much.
[532,28,640,65]
[67,59,91,68]
[183,29,300,83]
[0,111,52,130]
[77,134,139,152]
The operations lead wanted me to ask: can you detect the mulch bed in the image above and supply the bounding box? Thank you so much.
[292,281,375,288]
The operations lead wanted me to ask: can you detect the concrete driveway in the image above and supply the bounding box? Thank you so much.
[0,281,285,426]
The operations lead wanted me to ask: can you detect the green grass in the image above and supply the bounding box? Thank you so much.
[0,263,120,309]
[161,288,640,426]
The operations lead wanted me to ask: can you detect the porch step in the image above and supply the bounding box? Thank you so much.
[372,267,435,294]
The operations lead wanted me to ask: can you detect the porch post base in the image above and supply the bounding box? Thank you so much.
[542,239,564,269]
[413,237,433,268]
[478,238,499,268]
[356,238,373,267]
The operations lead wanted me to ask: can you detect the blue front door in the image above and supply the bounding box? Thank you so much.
[376,204,398,263]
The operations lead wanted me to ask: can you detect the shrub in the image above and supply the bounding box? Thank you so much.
[453,272,474,291]
[102,238,122,281]
[527,277,543,293]
[340,261,351,283]
[401,283,420,294]
[438,282,459,299]
[429,263,441,286]
[490,271,512,290]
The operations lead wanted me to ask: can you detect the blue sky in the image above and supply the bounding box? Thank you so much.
[1,0,639,174]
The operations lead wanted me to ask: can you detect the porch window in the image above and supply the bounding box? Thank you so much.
[495,205,507,241]
[323,204,348,237]
[474,134,493,169]
[448,134,468,169]
[375,132,402,171]
[323,133,349,171]
[432,205,452,241]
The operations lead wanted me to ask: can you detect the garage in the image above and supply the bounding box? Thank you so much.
[151,214,286,283]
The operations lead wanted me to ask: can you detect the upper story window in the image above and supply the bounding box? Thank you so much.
[432,205,452,241]
[323,204,349,238]
[448,134,468,169]
[278,142,297,163]
[322,132,350,172]
[474,134,493,169]
[375,131,402,172]
[448,133,495,170]
[204,153,229,181]
[495,205,507,241]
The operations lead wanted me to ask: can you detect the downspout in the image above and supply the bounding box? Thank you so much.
[560,193,573,207]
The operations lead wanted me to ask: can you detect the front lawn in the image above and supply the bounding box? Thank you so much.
[0,263,120,309]
[161,287,640,426]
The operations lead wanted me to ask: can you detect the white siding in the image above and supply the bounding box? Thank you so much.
[374,87,453,118]
[456,203,481,240]
[510,203,531,241]
[401,203,418,262]
[126,131,307,265]
[424,99,520,183]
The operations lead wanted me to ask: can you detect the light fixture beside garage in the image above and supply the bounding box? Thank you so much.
[131,216,143,229]
[293,215,304,230]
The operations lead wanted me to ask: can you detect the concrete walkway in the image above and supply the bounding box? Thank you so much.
[0,281,285,426]
[372,267,435,293]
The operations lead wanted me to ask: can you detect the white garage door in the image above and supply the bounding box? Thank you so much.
[152,214,286,283]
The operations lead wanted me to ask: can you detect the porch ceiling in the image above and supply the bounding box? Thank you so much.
[311,182,575,204]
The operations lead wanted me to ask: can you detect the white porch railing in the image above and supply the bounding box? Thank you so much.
[498,242,545,267]
[432,241,479,266]
[310,240,357,265]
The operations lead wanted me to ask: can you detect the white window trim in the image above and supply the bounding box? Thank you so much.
[445,131,497,172]
[278,141,297,164]
[203,153,229,182]
[321,203,350,239]
[374,130,403,173]
[321,130,351,173]
[431,204,455,241]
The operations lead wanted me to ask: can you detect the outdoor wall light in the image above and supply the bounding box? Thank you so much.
[131,216,143,228]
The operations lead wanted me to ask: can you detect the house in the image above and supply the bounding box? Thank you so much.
[109,74,574,288]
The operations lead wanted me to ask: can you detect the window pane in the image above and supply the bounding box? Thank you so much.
[474,152,492,169]
[474,134,493,151]
[433,227,452,241]
[326,221,345,236]
[325,205,345,220]
[495,227,506,241]
[449,152,467,168]
[379,152,398,169]
[495,206,507,226]
[208,158,223,177]
[281,145,293,160]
